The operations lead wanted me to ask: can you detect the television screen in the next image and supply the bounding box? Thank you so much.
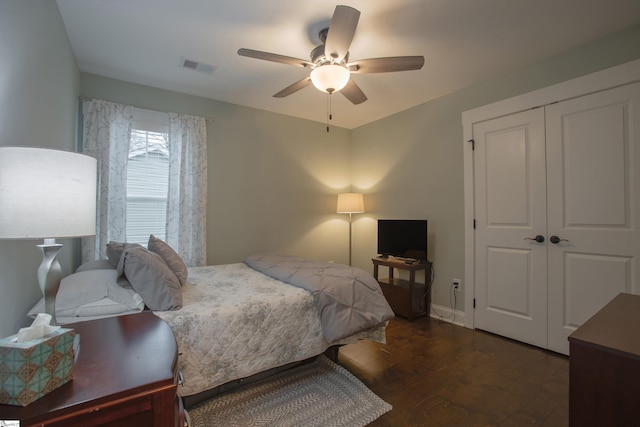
[377,219,428,261]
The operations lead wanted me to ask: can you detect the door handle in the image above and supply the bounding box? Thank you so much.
[524,235,545,243]
[549,235,569,244]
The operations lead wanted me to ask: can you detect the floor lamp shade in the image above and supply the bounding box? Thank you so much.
[0,147,97,324]
[336,193,365,214]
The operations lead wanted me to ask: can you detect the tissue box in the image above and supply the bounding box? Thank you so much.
[0,328,75,406]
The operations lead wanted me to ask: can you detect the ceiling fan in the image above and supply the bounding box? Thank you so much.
[237,5,425,105]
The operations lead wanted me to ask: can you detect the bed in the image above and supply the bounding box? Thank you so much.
[156,259,391,404]
[29,241,394,406]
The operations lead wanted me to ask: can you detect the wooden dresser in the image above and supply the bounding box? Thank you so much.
[568,293,640,426]
[0,311,181,427]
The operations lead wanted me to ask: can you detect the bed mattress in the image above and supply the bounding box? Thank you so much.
[154,263,386,397]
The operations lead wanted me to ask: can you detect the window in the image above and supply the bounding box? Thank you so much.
[82,100,207,265]
[126,110,170,246]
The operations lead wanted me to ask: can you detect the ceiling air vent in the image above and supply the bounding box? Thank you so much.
[181,57,216,74]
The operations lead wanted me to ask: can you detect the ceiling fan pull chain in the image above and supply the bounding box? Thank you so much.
[329,92,333,122]
[326,93,330,132]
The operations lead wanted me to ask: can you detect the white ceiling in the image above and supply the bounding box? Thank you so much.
[56,0,640,129]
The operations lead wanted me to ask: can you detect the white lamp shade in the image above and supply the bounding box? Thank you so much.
[310,64,351,93]
[337,193,365,214]
[0,147,97,239]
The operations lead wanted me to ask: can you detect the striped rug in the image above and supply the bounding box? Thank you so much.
[187,356,391,427]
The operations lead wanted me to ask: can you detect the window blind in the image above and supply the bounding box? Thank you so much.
[126,128,169,246]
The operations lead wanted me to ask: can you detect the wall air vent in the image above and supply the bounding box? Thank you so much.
[181,57,216,74]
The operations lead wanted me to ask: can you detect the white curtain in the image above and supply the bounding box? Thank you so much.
[167,113,208,266]
[81,99,133,262]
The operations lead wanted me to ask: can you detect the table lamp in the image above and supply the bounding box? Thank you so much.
[0,147,97,324]
[337,192,364,266]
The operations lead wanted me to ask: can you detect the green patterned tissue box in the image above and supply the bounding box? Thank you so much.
[0,328,75,406]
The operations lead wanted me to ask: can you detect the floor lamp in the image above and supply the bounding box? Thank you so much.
[337,193,364,266]
[0,147,97,325]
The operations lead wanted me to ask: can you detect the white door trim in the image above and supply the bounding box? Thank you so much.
[462,58,640,329]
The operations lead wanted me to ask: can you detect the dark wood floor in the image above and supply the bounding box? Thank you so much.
[338,317,569,426]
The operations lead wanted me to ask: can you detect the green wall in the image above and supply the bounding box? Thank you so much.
[79,74,353,266]
[0,1,80,336]
[351,23,640,312]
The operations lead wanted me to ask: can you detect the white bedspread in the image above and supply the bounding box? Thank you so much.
[154,263,386,397]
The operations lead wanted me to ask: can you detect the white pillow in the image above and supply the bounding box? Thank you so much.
[51,304,145,325]
[28,269,144,317]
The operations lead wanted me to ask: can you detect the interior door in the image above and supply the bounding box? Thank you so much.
[545,82,640,354]
[473,108,548,348]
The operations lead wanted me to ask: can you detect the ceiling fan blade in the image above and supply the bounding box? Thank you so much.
[273,77,312,98]
[238,48,314,68]
[324,5,360,63]
[340,79,367,105]
[348,56,425,74]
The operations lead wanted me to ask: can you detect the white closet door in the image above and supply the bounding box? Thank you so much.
[546,82,640,354]
[473,108,548,348]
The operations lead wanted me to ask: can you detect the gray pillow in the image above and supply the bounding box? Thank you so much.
[117,246,182,311]
[76,259,115,273]
[148,235,188,286]
[106,241,143,268]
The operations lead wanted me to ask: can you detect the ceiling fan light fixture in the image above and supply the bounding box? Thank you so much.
[310,64,350,94]
[238,6,423,105]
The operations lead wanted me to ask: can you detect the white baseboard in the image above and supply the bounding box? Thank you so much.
[429,303,466,327]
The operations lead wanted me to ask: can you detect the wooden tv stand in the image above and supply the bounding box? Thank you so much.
[372,256,431,321]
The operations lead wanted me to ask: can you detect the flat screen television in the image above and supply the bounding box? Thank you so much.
[377,219,428,261]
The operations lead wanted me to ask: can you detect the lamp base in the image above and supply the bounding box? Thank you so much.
[37,239,63,325]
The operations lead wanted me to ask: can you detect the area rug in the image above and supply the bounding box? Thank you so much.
[186,355,392,427]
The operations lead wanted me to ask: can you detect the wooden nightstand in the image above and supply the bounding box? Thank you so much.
[0,311,182,427]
